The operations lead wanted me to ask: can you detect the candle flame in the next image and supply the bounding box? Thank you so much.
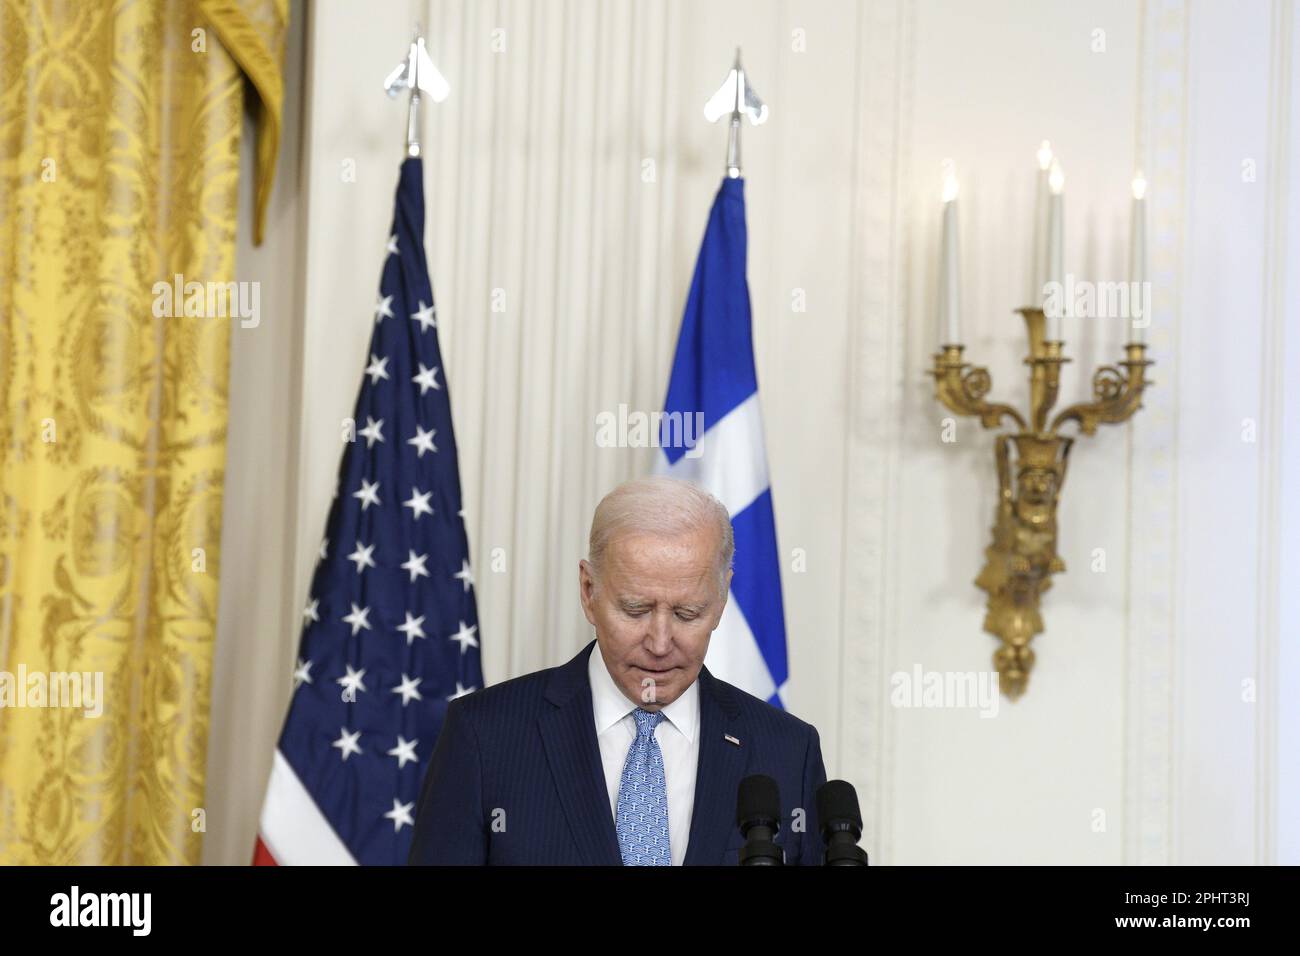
[1049,160,1065,194]
[1037,140,1053,170]
[940,158,958,202]
[1132,171,1147,199]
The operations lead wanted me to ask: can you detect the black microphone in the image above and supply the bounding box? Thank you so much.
[816,780,869,866]
[736,774,784,866]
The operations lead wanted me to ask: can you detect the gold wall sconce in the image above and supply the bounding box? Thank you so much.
[930,308,1152,698]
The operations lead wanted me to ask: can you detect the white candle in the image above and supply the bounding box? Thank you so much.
[1045,159,1064,340]
[1129,172,1147,343]
[1031,140,1053,303]
[939,165,961,345]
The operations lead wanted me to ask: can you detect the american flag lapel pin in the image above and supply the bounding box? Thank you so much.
[724,734,741,747]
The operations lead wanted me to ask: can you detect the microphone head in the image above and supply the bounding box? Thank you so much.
[736,774,782,834]
[816,779,863,838]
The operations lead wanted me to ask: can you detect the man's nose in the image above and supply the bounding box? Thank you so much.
[644,611,673,654]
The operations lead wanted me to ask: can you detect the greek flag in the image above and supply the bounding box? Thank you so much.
[655,177,788,707]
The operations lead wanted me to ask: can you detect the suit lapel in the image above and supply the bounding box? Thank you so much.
[538,641,622,865]
[683,666,748,866]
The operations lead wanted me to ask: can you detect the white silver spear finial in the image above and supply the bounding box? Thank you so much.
[703,47,768,178]
[384,25,450,158]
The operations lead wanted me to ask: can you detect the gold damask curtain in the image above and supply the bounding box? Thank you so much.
[0,0,286,863]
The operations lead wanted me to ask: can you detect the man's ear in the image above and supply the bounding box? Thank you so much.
[578,559,598,627]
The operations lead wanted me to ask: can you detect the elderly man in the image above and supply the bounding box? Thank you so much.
[409,476,827,865]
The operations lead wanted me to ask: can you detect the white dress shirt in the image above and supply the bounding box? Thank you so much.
[588,643,700,866]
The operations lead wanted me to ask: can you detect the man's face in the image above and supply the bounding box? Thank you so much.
[579,525,730,710]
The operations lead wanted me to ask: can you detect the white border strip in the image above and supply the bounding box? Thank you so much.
[659,393,770,518]
[258,749,358,866]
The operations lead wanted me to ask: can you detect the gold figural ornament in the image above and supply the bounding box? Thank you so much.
[930,308,1152,698]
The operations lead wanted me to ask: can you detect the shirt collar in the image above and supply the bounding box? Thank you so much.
[588,642,699,743]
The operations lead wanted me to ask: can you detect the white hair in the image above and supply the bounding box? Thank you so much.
[587,476,734,592]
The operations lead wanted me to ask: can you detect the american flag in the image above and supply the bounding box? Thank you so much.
[255,158,483,866]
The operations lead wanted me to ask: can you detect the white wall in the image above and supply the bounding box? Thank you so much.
[209,0,1299,865]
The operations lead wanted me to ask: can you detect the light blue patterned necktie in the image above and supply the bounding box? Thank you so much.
[615,708,671,866]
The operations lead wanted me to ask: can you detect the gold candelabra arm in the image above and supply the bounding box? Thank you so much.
[1049,344,1153,435]
[1020,308,1068,433]
[1027,343,1068,433]
[931,346,1028,431]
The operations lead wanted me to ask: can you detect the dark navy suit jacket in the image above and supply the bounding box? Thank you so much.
[409,640,828,865]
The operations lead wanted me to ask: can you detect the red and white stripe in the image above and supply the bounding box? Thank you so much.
[254,749,357,866]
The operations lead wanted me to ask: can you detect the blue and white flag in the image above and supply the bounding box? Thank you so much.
[256,158,483,866]
[656,177,788,707]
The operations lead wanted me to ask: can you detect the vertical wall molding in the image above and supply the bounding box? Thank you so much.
[836,0,913,865]
[1255,0,1293,867]
[1123,0,1188,867]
